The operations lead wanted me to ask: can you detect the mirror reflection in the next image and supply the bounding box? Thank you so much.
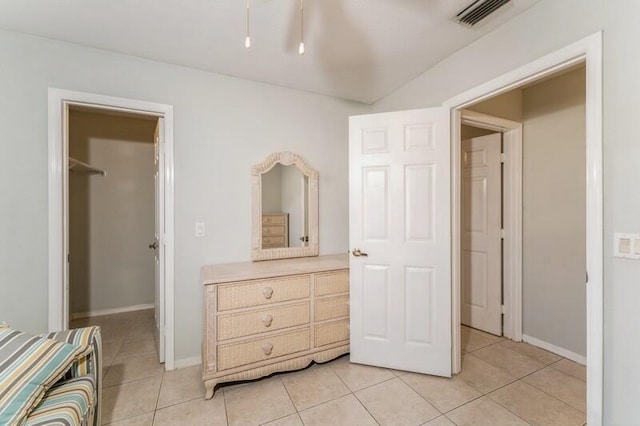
[261,164,309,249]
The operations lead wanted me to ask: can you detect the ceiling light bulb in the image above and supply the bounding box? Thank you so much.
[298,42,305,55]
[245,0,251,49]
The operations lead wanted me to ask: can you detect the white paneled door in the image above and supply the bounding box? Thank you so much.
[349,108,451,376]
[153,118,165,363]
[461,134,502,336]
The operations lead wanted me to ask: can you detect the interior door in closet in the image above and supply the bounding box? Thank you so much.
[461,133,503,336]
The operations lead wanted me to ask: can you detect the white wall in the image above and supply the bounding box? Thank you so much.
[373,0,602,113]
[0,29,368,364]
[374,0,640,421]
[69,110,156,315]
[521,68,586,357]
[602,1,640,421]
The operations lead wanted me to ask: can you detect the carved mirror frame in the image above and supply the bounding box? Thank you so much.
[251,152,319,261]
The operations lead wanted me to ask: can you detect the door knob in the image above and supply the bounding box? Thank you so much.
[351,248,368,257]
[148,241,158,250]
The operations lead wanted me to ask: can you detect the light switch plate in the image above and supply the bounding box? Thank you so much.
[614,233,640,259]
[195,222,205,237]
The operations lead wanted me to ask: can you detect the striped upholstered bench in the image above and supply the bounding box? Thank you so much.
[24,375,97,426]
[0,325,101,425]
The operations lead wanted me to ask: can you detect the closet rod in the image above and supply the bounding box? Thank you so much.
[69,157,106,176]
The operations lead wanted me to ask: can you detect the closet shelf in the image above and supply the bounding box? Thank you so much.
[69,157,106,176]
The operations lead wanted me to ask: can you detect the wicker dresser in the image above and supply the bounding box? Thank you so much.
[201,254,349,398]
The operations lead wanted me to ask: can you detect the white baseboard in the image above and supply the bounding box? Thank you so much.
[70,303,154,320]
[173,356,201,370]
[522,334,587,365]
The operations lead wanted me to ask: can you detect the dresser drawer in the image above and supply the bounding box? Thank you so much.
[217,275,310,311]
[262,215,286,225]
[217,328,310,371]
[315,319,349,347]
[315,270,349,296]
[315,295,349,322]
[263,225,285,236]
[262,235,286,246]
[217,302,310,341]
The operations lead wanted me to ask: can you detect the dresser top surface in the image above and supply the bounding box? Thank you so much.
[202,254,349,285]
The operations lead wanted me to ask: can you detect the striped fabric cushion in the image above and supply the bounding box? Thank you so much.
[0,328,85,425]
[43,328,100,379]
[25,376,95,426]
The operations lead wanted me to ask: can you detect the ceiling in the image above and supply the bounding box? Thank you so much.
[0,0,541,104]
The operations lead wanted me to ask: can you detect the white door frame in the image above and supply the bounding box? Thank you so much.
[460,110,523,341]
[444,32,603,425]
[47,88,176,370]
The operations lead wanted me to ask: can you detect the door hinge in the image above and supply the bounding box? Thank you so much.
[501,304,507,314]
[500,153,506,163]
[500,229,505,239]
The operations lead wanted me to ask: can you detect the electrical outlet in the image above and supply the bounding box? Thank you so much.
[195,222,205,237]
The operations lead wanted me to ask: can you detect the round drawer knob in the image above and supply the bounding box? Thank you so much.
[262,342,273,355]
[262,286,274,299]
[262,314,273,327]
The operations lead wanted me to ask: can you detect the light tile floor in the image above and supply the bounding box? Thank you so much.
[72,310,587,425]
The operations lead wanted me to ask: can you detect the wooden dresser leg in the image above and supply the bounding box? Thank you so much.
[204,381,216,400]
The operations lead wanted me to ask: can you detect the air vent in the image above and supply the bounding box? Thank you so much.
[456,0,511,26]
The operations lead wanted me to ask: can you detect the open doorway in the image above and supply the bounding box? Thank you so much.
[67,106,161,358]
[460,64,587,359]
[445,30,603,424]
[48,89,175,370]
[68,107,156,318]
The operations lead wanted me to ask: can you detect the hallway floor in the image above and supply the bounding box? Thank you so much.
[72,310,586,425]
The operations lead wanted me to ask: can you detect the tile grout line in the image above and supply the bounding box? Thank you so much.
[349,390,382,426]
[445,390,533,425]
[221,387,230,426]
[518,371,587,414]
[151,369,165,424]
[456,335,584,423]
[482,365,585,422]
[396,373,482,417]
[548,358,587,382]
[324,361,381,425]
[277,374,301,417]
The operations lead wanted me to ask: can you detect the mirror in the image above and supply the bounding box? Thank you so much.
[252,152,318,261]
